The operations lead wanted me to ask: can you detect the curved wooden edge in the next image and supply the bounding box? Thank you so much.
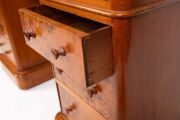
[41,0,179,18]
[0,54,53,90]
[55,112,67,120]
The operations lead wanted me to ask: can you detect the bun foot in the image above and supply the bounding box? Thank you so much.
[55,112,67,120]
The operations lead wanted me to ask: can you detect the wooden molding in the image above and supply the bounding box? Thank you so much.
[41,0,179,18]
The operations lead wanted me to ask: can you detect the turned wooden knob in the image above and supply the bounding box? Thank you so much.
[4,50,12,54]
[0,43,4,46]
[56,68,63,75]
[87,85,100,98]
[24,30,36,41]
[65,104,76,114]
[51,46,66,59]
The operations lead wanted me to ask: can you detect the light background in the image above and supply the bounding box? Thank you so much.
[0,63,60,120]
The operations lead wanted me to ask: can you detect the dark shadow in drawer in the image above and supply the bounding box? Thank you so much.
[28,5,106,33]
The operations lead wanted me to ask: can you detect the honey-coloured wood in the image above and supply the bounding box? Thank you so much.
[45,0,111,9]
[125,2,180,120]
[0,54,52,89]
[40,0,112,25]
[40,0,179,19]
[52,1,180,120]
[57,81,107,120]
[0,0,53,89]
[17,0,180,120]
[54,66,116,120]
[19,5,113,87]
[55,112,67,120]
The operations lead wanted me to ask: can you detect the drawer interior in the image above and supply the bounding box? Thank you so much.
[28,5,107,33]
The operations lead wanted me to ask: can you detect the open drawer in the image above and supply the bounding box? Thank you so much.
[19,5,113,87]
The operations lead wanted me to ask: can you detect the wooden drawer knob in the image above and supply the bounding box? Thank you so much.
[51,46,66,59]
[65,104,76,114]
[87,85,101,98]
[4,50,12,54]
[24,30,36,41]
[56,68,63,75]
[0,43,4,46]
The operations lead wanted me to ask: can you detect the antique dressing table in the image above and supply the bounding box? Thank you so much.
[0,0,53,89]
[19,0,180,119]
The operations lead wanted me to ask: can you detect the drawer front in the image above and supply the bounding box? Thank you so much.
[0,11,8,39]
[0,36,4,54]
[0,23,15,64]
[19,6,114,119]
[0,28,8,39]
[0,30,4,44]
[0,38,16,64]
[0,23,8,39]
[0,20,15,63]
[55,66,115,120]
[19,6,113,86]
[57,82,107,120]
[0,24,4,36]
[20,9,86,83]
[0,9,4,26]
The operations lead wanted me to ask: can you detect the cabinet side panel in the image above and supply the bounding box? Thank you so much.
[126,2,180,120]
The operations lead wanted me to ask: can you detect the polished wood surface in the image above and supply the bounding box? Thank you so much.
[19,5,113,86]
[0,0,47,70]
[17,0,180,119]
[40,0,179,18]
[125,2,180,119]
[55,66,115,119]
[57,81,107,120]
[47,0,111,9]
[39,0,112,25]
[57,1,180,120]
[0,0,53,89]
[55,112,67,120]
[19,6,114,118]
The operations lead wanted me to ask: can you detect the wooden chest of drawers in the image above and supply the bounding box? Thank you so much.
[19,0,180,120]
[0,0,53,89]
